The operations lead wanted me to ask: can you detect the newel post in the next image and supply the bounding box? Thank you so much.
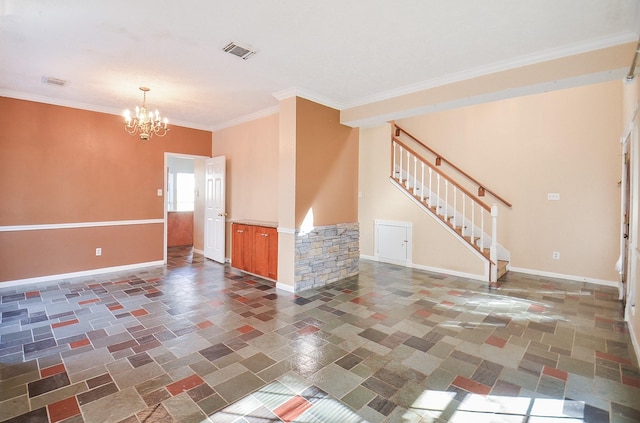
[490,204,498,283]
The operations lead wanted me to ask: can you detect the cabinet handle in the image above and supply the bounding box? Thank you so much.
[261,233,268,237]
[236,230,244,233]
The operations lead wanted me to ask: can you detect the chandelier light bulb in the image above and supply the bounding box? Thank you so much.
[122,87,170,140]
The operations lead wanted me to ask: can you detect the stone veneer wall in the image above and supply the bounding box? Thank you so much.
[295,222,359,291]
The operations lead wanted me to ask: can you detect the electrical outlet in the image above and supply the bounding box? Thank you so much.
[96,248,102,256]
[547,193,560,201]
[552,251,560,260]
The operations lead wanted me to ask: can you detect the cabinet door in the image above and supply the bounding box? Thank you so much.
[252,226,271,278]
[266,227,278,279]
[231,224,251,271]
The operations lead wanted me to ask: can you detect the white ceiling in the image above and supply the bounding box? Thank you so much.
[1,0,639,130]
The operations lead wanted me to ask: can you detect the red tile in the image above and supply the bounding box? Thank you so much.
[485,335,507,348]
[208,300,224,306]
[297,325,320,335]
[236,296,250,303]
[131,308,149,317]
[70,338,91,349]
[166,374,205,396]
[273,395,313,422]
[237,325,254,334]
[78,298,100,306]
[108,304,124,311]
[448,290,463,296]
[41,363,66,378]
[47,396,80,423]
[622,375,640,389]
[451,376,491,395]
[440,300,455,307]
[25,291,40,298]
[342,289,353,294]
[415,309,432,318]
[596,351,632,366]
[52,319,79,329]
[528,304,545,313]
[350,297,366,304]
[371,313,387,320]
[543,366,568,381]
[197,320,213,329]
[418,290,431,295]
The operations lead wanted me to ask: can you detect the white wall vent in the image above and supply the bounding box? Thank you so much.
[223,42,256,60]
[41,76,69,87]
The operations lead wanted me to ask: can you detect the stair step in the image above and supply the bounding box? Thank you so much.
[497,260,509,280]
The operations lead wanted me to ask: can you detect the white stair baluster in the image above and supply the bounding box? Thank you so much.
[436,173,441,214]
[406,150,411,188]
[462,193,466,235]
[444,180,449,221]
[453,186,457,227]
[399,146,403,184]
[471,201,475,245]
[420,163,425,202]
[413,157,418,195]
[490,204,499,282]
[393,141,397,179]
[480,208,485,252]
[428,168,433,207]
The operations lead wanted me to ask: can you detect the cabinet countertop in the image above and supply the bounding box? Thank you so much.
[231,220,278,228]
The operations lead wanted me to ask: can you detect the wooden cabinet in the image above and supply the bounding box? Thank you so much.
[231,223,278,280]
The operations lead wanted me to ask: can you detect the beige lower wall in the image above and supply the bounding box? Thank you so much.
[360,80,622,282]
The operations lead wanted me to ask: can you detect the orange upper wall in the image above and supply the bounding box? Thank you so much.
[0,97,211,225]
[295,98,359,227]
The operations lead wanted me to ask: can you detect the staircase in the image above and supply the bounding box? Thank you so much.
[391,123,511,284]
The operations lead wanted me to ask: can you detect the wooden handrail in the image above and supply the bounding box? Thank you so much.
[393,138,491,212]
[393,123,512,208]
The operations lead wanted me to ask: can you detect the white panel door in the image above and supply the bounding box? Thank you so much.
[375,220,411,265]
[204,156,226,263]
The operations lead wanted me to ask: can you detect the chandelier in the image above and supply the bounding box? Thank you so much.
[123,87,169,140]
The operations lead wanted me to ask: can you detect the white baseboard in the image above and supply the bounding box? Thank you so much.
[627,315,640,368]
[0,261,164,288]
[360,254,486,282]
[276,282,295,293]
[509,266,620,289]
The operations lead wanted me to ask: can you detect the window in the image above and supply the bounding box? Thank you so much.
[175,172,195,211]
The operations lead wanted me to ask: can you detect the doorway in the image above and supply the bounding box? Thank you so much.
[163,153,208,263]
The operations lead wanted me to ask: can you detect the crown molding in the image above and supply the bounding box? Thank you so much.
[341,32,639,110]
[272,87,342,110]
[211,105,280,131]
[0,89,213,132]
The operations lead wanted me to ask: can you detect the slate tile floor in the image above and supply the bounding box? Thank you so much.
[1,247,639,422]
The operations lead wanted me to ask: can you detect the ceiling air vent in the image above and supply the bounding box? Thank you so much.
[41,76,69,87]
[223,42,256,60]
